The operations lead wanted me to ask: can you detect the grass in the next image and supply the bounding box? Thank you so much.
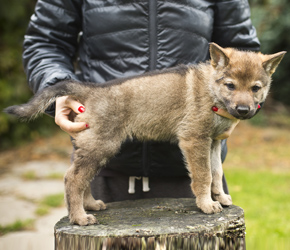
[35,206,50,216]
[41,193,64,207]
[21,171,64,181]
[21,170,37,180]
[224,169,290,250]
[224,119,290,250]
[35,193,64,216]
[46,172,63,180]
[0,219,34,236]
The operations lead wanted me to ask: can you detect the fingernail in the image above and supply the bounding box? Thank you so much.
[78,106,85,113]
[86,124,89,128]
[212,106,219,112]
[258,104,261,109]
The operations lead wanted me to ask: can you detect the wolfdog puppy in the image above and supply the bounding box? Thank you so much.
[5,43,285,225]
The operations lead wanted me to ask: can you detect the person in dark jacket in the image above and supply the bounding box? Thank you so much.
[23,0,260,203]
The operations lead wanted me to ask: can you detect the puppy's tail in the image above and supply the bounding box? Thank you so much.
[4,81,91,121]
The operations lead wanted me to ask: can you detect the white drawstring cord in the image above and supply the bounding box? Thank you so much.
[142,177,150,192]
[128,176,150,194]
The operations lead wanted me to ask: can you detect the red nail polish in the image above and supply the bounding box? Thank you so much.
[78,106,85,113]
[212,106,219,112]
[86,124,89,128]
[258,104,261,109]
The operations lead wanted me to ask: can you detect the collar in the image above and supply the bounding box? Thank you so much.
[212,106,239,121]
[212,106,240,140]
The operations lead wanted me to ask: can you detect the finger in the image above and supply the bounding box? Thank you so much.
[59,118,88,133]
[65,97,85,114]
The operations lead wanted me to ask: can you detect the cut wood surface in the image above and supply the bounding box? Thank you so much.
[55,198,245,250]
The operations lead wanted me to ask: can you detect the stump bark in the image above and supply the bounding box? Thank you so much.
[54,198,245,250]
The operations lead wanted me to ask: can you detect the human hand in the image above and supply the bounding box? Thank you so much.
[55,96,88,137]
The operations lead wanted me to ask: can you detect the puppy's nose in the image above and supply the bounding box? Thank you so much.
[236,105,250,116]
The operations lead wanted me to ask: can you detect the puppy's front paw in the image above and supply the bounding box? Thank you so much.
[197,199,223,214]
[213,194,232,206]
[71,214,98,226]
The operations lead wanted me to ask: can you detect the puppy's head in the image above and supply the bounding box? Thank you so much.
[209,43,286,120]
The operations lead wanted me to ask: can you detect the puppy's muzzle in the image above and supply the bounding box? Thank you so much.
[236,105,250,116]
[232,105,256,120]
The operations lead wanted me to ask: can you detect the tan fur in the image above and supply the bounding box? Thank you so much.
[5,43,286,225]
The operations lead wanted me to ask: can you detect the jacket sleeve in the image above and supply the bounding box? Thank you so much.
[23,0,82,96]
[212,0,260,51]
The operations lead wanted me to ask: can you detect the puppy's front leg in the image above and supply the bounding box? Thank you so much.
[211,140,232,206]
[179,137,223,214]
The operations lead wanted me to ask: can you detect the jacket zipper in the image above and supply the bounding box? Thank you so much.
[142,0,158,176]
[149,0,157,71]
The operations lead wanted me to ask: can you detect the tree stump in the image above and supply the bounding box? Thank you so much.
[54,198,245,250]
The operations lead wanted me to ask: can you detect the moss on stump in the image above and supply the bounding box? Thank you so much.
[55,198,245,249]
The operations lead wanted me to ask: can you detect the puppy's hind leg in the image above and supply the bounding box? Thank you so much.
[65,139,121,226]
[64,161,98,226]
[83,185,106,211]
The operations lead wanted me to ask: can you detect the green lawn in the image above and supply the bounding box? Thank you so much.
[224,169,290,250]
[222,119,290,249]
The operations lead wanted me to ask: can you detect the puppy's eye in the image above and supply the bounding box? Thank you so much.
[225,83,235,91]
[252,85,261,93]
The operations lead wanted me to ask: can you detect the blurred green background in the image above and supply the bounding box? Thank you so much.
[0,0,57,149]
[0,0,289,249]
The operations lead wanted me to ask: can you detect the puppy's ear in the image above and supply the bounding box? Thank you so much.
[262,51,286,75]
[209,43,229,69]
